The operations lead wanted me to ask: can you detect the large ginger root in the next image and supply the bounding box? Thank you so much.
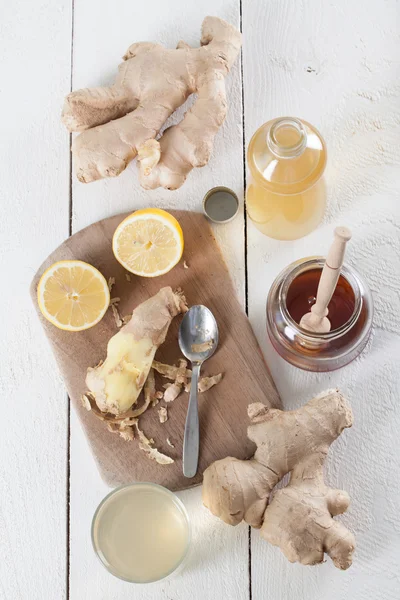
[203,390,356,569]
[86,287,187,415]
[62,16,241,189]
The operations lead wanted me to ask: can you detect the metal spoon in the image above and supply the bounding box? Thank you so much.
[179,305,219,478]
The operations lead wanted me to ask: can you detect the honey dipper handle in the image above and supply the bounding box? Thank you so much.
[311,227,352,319]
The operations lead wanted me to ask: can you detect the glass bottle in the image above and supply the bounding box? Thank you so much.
[246,117,327,240]
[266,257,374,372]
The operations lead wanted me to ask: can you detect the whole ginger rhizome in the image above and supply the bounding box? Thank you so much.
[203,390,356,569]
[62,17,242,190]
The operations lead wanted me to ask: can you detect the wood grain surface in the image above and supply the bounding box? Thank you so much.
[31,210,280,490]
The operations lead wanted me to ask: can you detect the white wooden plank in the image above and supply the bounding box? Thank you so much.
[243,1,400,598]
[0,1,72,599]
[69,2,247,598]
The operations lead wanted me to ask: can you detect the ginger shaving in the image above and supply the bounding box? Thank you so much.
[107,418,136,442]
[163,383,182,403]
[107,277,115,293]
[158,406,168,423]
[111,303,123,328]
[162,358,188,402]
[185,373,223,393]
[81,394,92,411]
[153,360,222,395]
[191,340,214,353]
[133,420,174,465]
[152,360,190,380]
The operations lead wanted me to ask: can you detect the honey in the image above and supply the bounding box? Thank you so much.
[286,269,355,331]
[246,117,327,240]
[266,258,373,372]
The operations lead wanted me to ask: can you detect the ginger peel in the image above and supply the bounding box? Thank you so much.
[202,389,355,569]
[152,359,222,397]
[62,16,241,189]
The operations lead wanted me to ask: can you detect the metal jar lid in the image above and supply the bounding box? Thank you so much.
[202,186,239,224]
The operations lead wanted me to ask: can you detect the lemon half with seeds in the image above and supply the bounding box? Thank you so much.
[112,208,184,277]
[37,260,110,331]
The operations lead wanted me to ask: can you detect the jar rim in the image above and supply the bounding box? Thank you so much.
[279,258,362,340]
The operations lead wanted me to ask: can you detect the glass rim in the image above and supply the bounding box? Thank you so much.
[91,481,192,584]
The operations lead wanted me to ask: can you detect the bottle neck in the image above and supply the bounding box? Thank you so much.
[266,117,307,159]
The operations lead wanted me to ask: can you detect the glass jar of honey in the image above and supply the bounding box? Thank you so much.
[266,257,373,371]
[246,117,327,240]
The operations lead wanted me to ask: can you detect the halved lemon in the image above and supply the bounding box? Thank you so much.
[112,208,184,277]
[37,260,110,331]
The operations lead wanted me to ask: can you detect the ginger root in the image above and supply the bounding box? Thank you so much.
[62,16,241,189]
[202,389,356,569]
[86,287,187,415]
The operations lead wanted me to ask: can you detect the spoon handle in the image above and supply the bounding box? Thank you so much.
[183,363,200,478]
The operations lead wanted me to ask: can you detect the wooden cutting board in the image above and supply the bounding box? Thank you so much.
[31,211,280,491]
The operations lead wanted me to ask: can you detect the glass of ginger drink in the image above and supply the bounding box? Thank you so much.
[92,483,191,583]
[246,117,327,240]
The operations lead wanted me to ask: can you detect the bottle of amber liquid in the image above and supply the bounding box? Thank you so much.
[246,117,327,240]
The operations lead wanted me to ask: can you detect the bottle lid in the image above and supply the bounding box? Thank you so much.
[203,186,239,224]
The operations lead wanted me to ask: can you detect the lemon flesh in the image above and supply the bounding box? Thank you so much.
[113,209,184,277]
[37,260,110,331]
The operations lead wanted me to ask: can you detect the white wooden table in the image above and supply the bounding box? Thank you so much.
[2,1,400,598]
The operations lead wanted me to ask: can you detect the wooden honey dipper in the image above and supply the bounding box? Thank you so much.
[300,226,352,333]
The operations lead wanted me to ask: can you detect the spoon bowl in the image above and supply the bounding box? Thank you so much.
[179,305,219,364]
[179,305,219,478]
